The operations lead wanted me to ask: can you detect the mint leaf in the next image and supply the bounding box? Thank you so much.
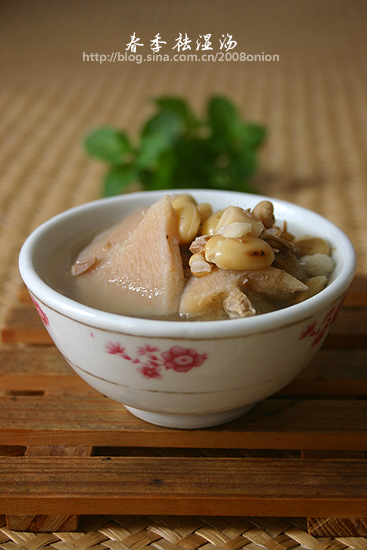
[154,97,200,129]
[85,127,131,164]
[208,96,242,139]
[84,95,266,196]
[205,147,257,192]
[229,148,257,181]
[241,123,266,149]
[142,109,183,138]
[103,164,138,197]
[137,110,184,169]
[136,132,173,169]
[173,138,213,188]
[146,149,177,190]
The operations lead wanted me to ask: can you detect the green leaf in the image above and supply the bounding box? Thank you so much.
[137,110,184,169]
[85,126,131,164]
[229,148,257,181]
[154,97,200,129]
[208,96,242,139]
[206,132,231,155]
[84,94,266,196]
[141,109,183,138]
[241,123,266,149]
[173,138,214,189]
[203,145,258,192]
[147,149,177,190]
[103,164,138,197]
[136,133,172,170]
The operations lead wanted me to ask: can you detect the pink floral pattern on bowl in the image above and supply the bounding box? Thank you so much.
[31,296,49,327]
[106,341,208,379]
[298,296,345,347]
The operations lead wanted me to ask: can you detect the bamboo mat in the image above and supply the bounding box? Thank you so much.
[0,515,363,550]
[1,0,367,545]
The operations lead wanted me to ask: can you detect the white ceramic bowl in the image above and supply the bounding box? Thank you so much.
[19,190,356,429]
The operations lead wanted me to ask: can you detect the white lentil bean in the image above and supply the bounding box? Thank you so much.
[204,234,275,270]
[172,195,201,244]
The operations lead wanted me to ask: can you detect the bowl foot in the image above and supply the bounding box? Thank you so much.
[124,404,255,429]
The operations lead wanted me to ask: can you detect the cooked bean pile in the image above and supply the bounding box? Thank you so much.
[173,194,335,319]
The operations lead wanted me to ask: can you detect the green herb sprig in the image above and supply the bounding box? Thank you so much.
[84,95,266,197]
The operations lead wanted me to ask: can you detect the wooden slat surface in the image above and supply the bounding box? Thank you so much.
[1,394,367,450]
[1,303,53,344]
[1,456,367,517]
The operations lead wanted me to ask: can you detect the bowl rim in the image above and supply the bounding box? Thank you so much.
[19,189,357,338]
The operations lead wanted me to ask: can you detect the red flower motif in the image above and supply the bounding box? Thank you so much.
[161,345,208,373]
[105,342,131,360]
[324,306,336,325]
[31,297,49,327]
[298,320,317,340]
[138,365,162,379]
[104,342,208,379]
[147,359,160,367]
[312,329,326,347]
[298,296,346,347]
[324,298,344,327]
[137,344,160,356]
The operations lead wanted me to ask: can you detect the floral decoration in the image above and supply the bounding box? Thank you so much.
[298,296,345,347]
[31,296,49,327]
[105,341,208,380]
[161,345,208,373]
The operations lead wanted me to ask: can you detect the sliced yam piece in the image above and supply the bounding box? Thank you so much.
[73,195,185,317]
[72,207,146,272]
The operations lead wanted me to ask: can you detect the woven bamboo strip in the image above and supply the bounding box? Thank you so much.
[1,516,367,550]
